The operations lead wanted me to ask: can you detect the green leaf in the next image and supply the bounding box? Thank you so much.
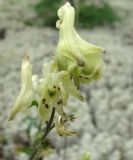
[80,152,91,160]
[16,145,32,155]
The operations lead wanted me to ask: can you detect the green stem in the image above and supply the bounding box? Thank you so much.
[29,107,55,160]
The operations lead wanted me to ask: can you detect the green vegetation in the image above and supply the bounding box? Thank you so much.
[79,2,120,28]
[34,0,63,27]
[80,152,91,160]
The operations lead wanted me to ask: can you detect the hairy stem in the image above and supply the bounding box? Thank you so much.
[29,107,55,160]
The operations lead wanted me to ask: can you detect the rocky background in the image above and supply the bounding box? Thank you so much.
[0,0,133,160]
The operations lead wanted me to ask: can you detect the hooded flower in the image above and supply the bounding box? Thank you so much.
[8,54,34,120]
[37,69,83,122]
[55,2,105,85]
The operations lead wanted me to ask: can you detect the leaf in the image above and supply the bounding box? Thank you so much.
[80,152,91,160]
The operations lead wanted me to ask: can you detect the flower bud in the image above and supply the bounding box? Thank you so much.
[8,54,34,120]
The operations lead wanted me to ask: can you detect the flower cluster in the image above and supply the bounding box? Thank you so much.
[8,2,105,136]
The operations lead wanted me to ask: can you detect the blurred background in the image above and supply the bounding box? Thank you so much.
[0,0,133,160]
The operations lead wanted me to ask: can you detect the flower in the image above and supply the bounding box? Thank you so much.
[37,71,82,121]
[8,2,105,138]
[8,54,34,120]
[55,2,105,85]
[55,116,77,136]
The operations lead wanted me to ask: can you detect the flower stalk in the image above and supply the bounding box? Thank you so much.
[8,2,105,159]
[29,107,55,160]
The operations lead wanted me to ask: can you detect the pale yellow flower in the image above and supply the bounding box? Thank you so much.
[8,54,34,120]
[55,2,105,85]
[55,116,77,136]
